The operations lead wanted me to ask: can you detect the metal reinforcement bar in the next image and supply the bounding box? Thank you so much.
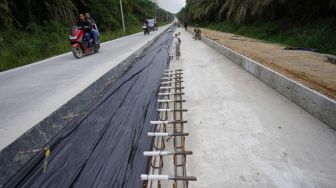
[157,99,186,103]
[162,73,183,76]
[162,75,181,78]
[161,77,183,81]
[159,86,184,90]
[143,151,193,156]
[162,74,183,78]
[164,69,183,72]
[144,67,196,188]
[161,80,183,84]
[157,109,188,112]
[147,132,189,137]
[163,72,183,76]
[150,120,188,124]
[141,175,197,181]
[158,93,185,96]
[163,72,183,75]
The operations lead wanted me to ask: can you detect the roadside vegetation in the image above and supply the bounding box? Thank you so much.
[0,0,173,72]
[206,19,336,55]
[178,0,336,55]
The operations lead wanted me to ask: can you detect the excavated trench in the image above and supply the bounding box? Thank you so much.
[2,28,174,188]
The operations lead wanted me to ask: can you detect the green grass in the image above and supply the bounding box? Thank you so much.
[99,25,142,42]
[0,23,70,71]
[0,20,170,72]
[205,19,336,55]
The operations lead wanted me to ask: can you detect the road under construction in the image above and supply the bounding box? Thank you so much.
[0,25,335,188]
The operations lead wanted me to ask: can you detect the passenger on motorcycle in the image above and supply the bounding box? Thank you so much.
[85,13,100,36]
[77,13,98,48]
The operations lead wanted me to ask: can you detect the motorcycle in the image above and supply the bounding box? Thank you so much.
[69,26,100,59]
[143,24,150,35]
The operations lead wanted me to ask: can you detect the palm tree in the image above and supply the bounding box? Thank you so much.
[0,0,12,27]
[179,0,336,24]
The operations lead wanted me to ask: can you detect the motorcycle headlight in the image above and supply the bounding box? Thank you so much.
[69,36,77,40]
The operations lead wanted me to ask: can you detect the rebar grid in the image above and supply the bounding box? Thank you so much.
[142,69,196,188]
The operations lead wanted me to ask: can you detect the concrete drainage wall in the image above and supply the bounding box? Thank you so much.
[0,27,169,187]
[201,36,336,129]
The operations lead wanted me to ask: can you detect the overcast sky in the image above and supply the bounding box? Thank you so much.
[157,0,186,13]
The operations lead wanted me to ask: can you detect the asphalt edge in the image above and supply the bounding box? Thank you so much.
[0,25,172,187]
[200,34,336,129]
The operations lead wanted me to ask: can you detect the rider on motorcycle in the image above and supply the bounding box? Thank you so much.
[77,13,98,49]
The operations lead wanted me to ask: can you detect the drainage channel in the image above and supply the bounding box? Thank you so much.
[3,28,175,188]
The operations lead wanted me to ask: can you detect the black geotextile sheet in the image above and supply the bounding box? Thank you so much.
[6,29,173,188]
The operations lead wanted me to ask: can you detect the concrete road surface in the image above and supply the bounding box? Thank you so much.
[170,28,336,187]
[0,25,169,150]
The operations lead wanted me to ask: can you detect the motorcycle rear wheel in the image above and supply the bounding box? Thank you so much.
[72,47,83,59]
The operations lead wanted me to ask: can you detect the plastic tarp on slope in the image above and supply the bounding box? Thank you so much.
[6,29,173,188]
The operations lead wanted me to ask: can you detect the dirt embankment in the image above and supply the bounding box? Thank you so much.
[199,28,336,100]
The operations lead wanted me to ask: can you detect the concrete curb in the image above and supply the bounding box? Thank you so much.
[201,35,336,129]
[0,26,171,187]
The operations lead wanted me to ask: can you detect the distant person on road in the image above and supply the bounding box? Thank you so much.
[169,43,175,61]
[194,24,202,40]
[175,33,181,60]
[170,33,181,61]
[184,21,188,31]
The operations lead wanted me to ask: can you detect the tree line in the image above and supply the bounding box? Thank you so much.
[0,0,172,31]
[178,0,336,24]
